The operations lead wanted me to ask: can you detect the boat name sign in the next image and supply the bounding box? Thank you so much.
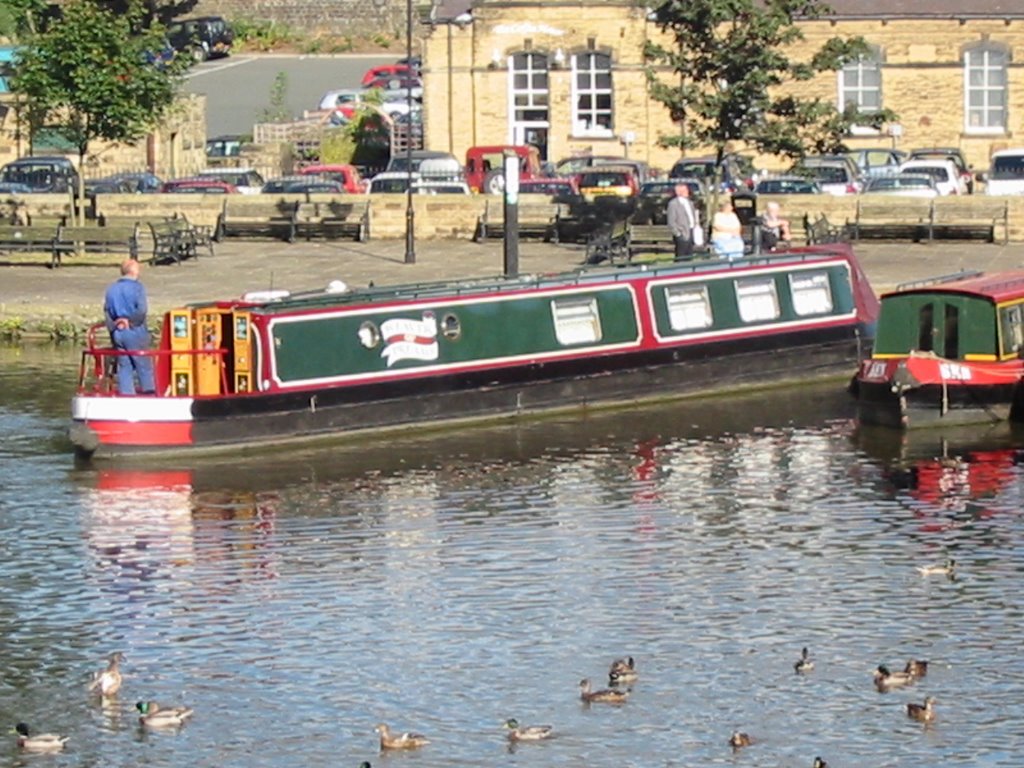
[376,312,439,367]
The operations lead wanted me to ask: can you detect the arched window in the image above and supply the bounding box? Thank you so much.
[964,44,1007,133]
[839,48,882,113]
[571,52,613,137]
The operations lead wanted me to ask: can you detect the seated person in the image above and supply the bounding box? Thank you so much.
[761,201,791,250]
[710,199,745,260]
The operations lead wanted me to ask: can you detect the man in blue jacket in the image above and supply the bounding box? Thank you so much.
[104,258,156,395]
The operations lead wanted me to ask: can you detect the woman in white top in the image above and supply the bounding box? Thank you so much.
[711,199,745,260]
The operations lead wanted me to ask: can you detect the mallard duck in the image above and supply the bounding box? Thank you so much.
[874,664,914,690]
[906,696,936,723]
[13,723,68,752]
[136,700,194,728]
[375,723,430,750]
[579,678,629,704]
[504,718,553,741]
[813,758,828,768]
[88,651,125,697]
[608,656,638,685]
[794,646,814,673]
[729,731,753,748]
[904,659,929,678]
[917,558,955,576]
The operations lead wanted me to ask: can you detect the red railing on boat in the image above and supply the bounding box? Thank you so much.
[78,322,228,396]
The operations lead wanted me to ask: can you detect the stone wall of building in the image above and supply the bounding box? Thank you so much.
[424,4,1024,174]
[191,0,410,38]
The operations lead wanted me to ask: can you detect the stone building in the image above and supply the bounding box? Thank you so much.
[422,0,1024,173]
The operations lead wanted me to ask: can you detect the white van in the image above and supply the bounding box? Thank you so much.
[985,148,1024,196]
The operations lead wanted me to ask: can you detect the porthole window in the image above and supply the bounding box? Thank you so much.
[358,321,380,349]
[442,313,461,340]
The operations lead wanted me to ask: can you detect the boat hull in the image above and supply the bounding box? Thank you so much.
[73,327,862,458]
[855,356,1024,429]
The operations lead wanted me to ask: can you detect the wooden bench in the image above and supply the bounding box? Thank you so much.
[217,198,298,242]
[473,197,560,242]
[848,198,932,242]
[627,223,675,258]
[52,224,140,267]
[929,199,1009,243]
[803,213,849,245]
[294,199,370,242]
[0,223,61,265]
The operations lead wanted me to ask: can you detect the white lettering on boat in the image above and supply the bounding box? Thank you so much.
[865,361,887,379]
[939,362,972,381]
[380,312,439,367]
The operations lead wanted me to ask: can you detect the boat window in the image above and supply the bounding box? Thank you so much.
[734,277,780,323]
[917,303,934,351]
[943,304,959,359]
[1000,304,1024,356]
[789,271,833,316]
[441,313,461,340]
[551,296,602,345]
[665,284,713,331]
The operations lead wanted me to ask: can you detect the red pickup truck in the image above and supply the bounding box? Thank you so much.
[464,145,544,194]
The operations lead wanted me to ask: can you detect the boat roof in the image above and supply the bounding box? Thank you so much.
[211,245,863,315]
[886,270,1024,303]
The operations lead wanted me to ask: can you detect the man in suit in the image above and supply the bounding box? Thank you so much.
[666,183,698,260]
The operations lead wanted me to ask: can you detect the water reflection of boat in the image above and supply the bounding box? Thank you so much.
[855,423,1024,520]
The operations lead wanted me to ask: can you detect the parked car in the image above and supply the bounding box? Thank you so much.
[161,178,238,194]
[167,16,234,63]
[106,172,164,194]
[261,176,345,194]
[465,145,544,194]
[577,168,638,202]
[898,159,966,195]
[299,164,365,194]
[362,63,415,87]
[364,75,423,100]
[0,156,79,194]
[790,156,863,195]
[632,178,704,225]
[386,150,462,181]
[84,176,137,197]
[984,147,1024,196]
[908,147,975,193]
[206,135,244,159]
[517,177,580,203]
[863,174,940,197]
[848,148,907,179]
[753,176,822,195]
[367,171,421,193]
[197,168,265,194]
[669,154,752,192]
[413,180,471,195]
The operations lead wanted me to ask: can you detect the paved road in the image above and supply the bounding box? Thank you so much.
[4,239,1023,335]
[185,53,401,137]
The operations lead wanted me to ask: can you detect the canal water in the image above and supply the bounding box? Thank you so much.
[2,343,1023,767]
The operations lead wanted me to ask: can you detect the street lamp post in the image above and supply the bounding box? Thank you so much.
[403,0,416,264]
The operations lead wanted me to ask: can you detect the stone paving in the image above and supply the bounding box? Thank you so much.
[2,235,1023,335]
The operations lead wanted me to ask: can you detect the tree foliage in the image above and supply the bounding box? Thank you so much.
[13,0,186,161]
[645,0,897,164]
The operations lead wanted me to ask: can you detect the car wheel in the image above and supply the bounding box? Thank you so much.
[483,170,505,195]
[191,45,208,63]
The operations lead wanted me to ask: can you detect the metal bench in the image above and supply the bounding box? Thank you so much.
[148,217,213,265]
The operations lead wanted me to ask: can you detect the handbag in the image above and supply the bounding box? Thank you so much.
[691,224,705,247]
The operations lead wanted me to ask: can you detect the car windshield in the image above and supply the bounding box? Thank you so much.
[672,163,712,178]
[757,180,816,194]
[868,177,931,191]
[905,166,947,181]
[802,166,846,183]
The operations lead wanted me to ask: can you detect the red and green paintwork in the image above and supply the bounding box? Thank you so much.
[856,270,1024,428]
